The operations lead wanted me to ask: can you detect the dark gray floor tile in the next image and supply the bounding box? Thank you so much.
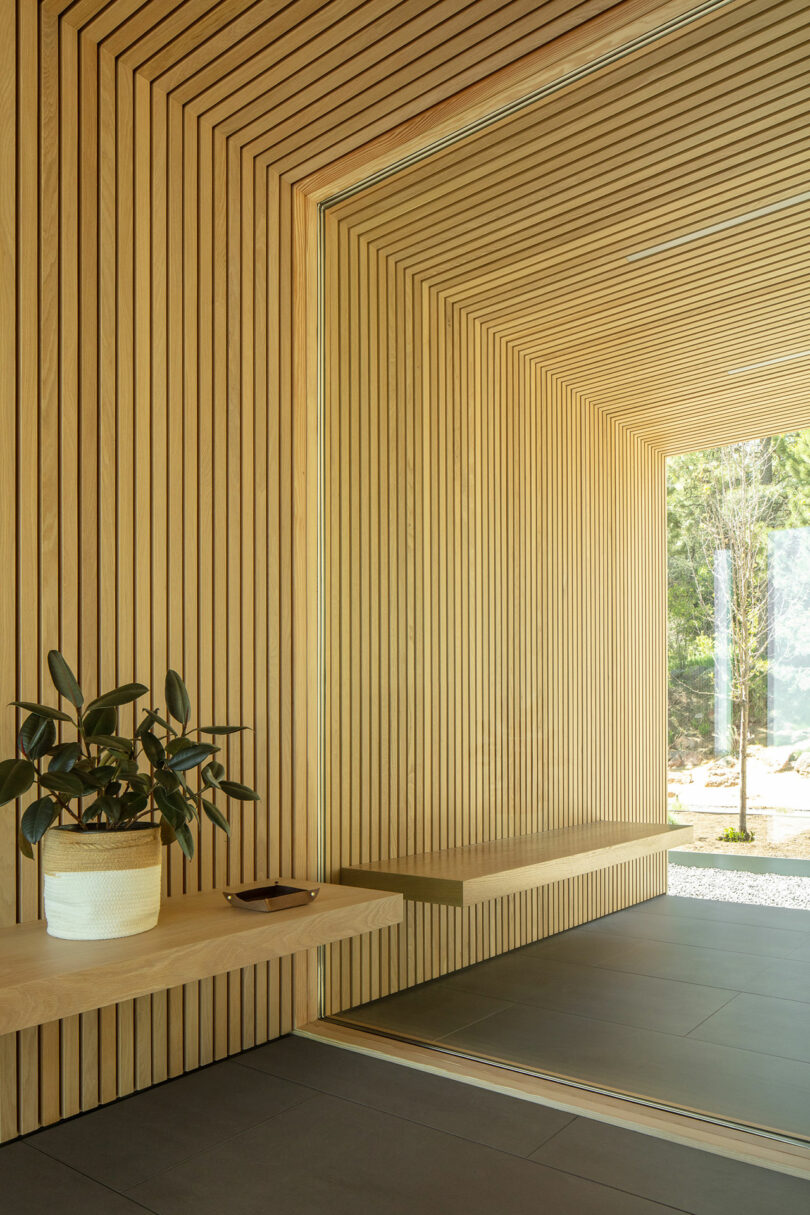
[531,1117,810,1215]
[339,980,509,1041]
[739,956,810,1003]
[127,1093,678,1215]
[688,992,810,1063]
[0,1142,145,1215]
[238,1034,573,1155]
[31,1059,311,1191]
[581,907,809,959]
[787,935,810,962]
[444,952,735,1035]
[440,1002,810,1138]
[599,937,768,991]
[520,928,648,969]
[640,895,810,935]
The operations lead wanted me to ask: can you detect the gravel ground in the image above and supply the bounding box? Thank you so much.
[668,863,810,910]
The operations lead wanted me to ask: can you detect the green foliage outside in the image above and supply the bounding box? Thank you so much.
[668,431,810,833]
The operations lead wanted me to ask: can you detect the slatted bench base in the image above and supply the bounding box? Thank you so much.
[341,822,693,906]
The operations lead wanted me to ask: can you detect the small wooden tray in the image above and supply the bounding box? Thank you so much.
[223,882,320,913]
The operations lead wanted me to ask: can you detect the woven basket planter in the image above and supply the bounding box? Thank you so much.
[42,825,162,940]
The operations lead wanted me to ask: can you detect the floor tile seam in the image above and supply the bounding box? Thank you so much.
[523,1147,716,1215]
[29,1084,318,1190]
[21,1142,170,1214]
[638,903,810,933]
[121,1075,599,1173]
[523,1111,578,1156]
[113,1089,327,1197]
[432,991,810,1081]
[581,925,805,960]
[645,911,810,935]
[117,1092,690,1215]
[432,988,756,1051]
[292,1028,810,1147]
[684,1023,810,1068]
[522,950,770,992]
[428,977,736,1038]
[426,1001,519,1041]
[524,1150,694,1214]
[728,988,810,1009]
[678,989,743,1037]
[592,918,810,946]
[602,913,810,944]
[445,955,740,1000]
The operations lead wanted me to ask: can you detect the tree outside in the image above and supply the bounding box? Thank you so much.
[668,431,810,844]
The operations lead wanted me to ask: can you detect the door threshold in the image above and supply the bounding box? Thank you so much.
[296,1019,810,1181]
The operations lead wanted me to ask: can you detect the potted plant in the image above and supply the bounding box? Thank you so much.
[0,651,259,941]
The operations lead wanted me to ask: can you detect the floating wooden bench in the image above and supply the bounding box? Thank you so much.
[341,821,693,907]
[0,881,403,1036]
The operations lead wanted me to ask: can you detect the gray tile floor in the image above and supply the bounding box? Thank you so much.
[4,1035,809,1213]
[337,894,810,1140]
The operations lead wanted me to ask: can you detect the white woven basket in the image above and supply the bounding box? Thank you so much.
[42,826,162,940]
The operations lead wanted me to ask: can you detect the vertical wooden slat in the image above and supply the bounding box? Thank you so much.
[322,222,669,1009]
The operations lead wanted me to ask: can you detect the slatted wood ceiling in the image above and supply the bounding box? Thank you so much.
[1,0,807,1138]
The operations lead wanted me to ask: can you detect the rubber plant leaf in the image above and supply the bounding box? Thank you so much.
[47,650,84,708]
[0,758,37,806]
[164,670,191,727]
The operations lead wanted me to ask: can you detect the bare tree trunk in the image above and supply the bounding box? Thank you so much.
[738,696,748,836]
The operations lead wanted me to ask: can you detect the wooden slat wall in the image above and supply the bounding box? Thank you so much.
[0,0,298,1141]
[322,236,668,1011]
[2,0,784,1141]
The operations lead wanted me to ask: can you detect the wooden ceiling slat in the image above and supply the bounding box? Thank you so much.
[50,0,810,454]
[337,1,808,235]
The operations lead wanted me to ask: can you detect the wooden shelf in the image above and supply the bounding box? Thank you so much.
[341,822,693,907]
[0,881,403,1036]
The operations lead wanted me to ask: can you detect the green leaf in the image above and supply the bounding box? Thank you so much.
[219,780,260,801]
[128,772,153,795]
[159,816,176,846]
[18,829,34,860]
[136,708,174,737]
[40,771,85,798]
[80,764,118,789]
[140,731,165,767]
[165,737,191,756]
[48,742,82,773]
[95,794,123,825]
[121,791,148,817]
[89,734,132,754]
[86,682,149,710]
[201,797,230,835]
[10,700,73,722]
[154,768,180,791]
[173,820,195,860]
[18,713,56,760]
[201,761,225,789]
[82,705,118,737]
[47,650,84,708]
[0,758,37,806]
[198,725,247,736]
[165,743,218,772]
[154,786,185,827]
[20,796,60,843]
[164,670,190,727]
